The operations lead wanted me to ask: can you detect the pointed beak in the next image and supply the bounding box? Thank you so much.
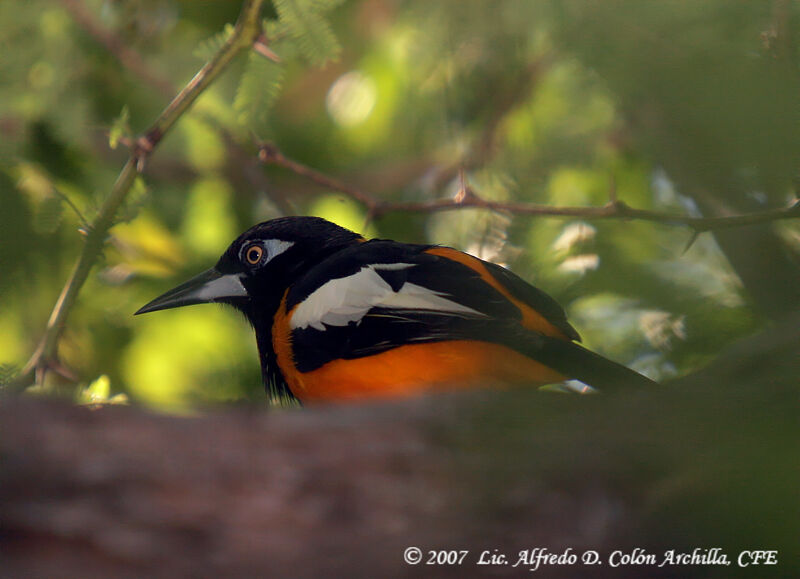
[135,268,249,315]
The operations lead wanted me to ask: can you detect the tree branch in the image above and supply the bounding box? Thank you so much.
[257,142,800,231]
[3,339,798,579]
[60,0,291,215]
[7,0,267,394]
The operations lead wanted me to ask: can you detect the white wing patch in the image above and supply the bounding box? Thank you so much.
[290,263,485,331]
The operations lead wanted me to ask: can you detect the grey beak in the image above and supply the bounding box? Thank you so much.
[135,268,249,315]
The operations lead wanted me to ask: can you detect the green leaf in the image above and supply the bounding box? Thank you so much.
[0,364,19,388]
[234,52,285,132]
[108,105,130,150]
[263,20,299,61]
[273,0,342,66]
[84,374,110,401]
[193,23,235,61]
[78,375,129,406]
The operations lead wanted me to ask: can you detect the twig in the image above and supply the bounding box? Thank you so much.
[257,142,800,231]
[7,0,266,394]
[62,0,289,215]
[51,185,90,231]
[258,142,376,208]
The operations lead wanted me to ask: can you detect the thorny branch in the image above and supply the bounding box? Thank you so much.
[59,0,291,215]
[257,142,800,232]
[7,0,268,394]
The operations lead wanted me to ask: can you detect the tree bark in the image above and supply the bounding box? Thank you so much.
[2,317,798,578]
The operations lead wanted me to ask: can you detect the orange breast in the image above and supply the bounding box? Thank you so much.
[286,340,565,403]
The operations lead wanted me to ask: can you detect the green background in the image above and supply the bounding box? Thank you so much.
[1,0,798,411]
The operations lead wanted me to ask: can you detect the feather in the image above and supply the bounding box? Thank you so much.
[290,263,485,331]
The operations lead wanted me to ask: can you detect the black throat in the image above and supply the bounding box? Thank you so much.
[252,312,296,402]
[237,237,363,404]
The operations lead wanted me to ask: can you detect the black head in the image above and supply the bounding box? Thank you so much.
[136,217,364,400]
[135,216,364,317]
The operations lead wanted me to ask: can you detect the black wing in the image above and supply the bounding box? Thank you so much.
[284,240,655,389]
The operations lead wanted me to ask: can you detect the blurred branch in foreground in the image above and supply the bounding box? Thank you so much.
[2,311,798,578]
[258,142,800,233]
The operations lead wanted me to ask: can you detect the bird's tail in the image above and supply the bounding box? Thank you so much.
[521,331,659,390]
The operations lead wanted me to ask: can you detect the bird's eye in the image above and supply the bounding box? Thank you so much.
[244,245,264,265]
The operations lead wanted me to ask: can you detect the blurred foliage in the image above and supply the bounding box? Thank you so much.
[1,0,798,410]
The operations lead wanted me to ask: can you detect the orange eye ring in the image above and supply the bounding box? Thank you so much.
[244,245,264,265]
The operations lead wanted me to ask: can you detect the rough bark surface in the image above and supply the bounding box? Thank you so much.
[2,318,798,578]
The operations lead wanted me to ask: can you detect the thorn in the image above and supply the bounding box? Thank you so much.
[134,133,157,173]
[137,131,158,154]
[49,358,79,382]
[257,142,280,163]
[682,229,701,255]
[253,35,281,63]
[606,198,630,218]
[454,168,467,203]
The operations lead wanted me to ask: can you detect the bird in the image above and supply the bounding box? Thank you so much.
[136,216,657,403]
